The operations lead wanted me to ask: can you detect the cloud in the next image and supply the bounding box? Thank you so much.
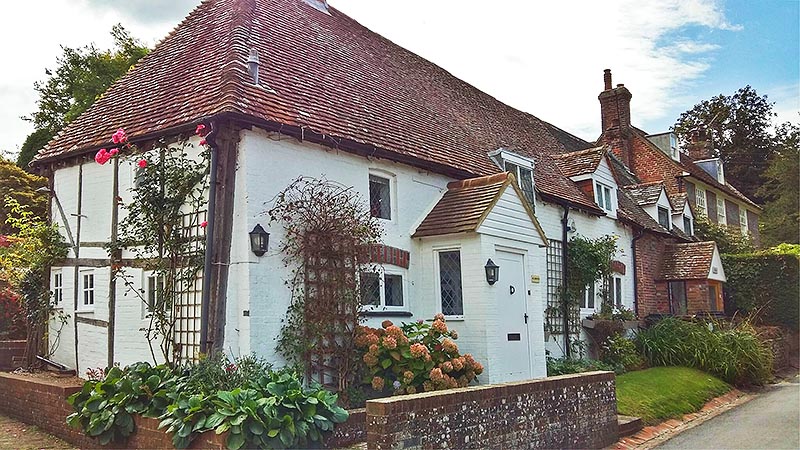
[332,0,741,139]
[83,0,198,26]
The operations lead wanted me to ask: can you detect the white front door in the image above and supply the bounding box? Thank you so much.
[495,250,532,382]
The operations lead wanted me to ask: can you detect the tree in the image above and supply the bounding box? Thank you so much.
[758,121,800,246]
[0,157,47,234]
[17,25,148,169]
[672,86,777,202]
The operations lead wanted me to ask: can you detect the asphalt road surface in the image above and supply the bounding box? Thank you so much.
[657,375,800,449]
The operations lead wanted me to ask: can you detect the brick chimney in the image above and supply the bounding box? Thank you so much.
[599,69,634,167]
[687,128,714,161]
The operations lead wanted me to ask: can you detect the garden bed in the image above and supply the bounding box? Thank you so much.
[616,366,731,425]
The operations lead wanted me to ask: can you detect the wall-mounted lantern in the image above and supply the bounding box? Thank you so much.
[485,259,499,285]
[249,224,269,257]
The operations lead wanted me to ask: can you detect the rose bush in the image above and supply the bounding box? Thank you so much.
[355,314,483,395]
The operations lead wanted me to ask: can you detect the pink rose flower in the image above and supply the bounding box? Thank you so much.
[199,139,207,146]
[95,149,111,165]
[111,128,127,144]
[138,159,147,168]
[200,221,208,228]
[109,148,119,156]
[195,124,206,136]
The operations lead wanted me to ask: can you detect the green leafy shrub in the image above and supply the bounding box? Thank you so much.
[355,315,483,394]
[545,356,614,376]
[67,360,348,449]
[722,249,799,330]
[636,317,772,385]
[601,334,645,374]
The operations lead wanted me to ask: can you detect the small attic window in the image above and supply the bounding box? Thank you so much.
[658,206,670,229]
[302,0,331,14]
[488,148,536,210]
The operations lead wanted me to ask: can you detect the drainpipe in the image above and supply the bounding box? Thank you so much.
[199,120,219,354]
[561,205,571,358]
[631,228,644,317]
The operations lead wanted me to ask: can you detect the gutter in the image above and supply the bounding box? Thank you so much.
[199,120,219,355]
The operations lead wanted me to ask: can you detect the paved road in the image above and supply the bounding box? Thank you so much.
[657,375,800,450]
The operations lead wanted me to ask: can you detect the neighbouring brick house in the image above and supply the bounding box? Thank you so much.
[591,70,743,317]
[596,69,762,244]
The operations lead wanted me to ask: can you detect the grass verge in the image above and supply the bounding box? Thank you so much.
[616,366,731,425]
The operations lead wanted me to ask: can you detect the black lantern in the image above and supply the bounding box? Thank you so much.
[485,259,499,285]
[249,224,269,257]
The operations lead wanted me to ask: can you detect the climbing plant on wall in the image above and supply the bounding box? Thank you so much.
[268,177,382,397]
[98,126,210,366]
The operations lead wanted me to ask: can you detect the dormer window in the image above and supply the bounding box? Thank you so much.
[683,216,693,235]
[658,207,670,229]
[595,181,613,212]
[504,161,535,207]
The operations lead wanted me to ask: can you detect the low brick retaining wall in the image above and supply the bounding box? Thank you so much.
[0,371,365,449]
[0,340,25,370]
[365,371,618,450]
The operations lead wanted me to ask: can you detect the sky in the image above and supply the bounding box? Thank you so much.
[0,0,797,158]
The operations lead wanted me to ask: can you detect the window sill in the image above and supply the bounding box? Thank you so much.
[75,309,95,314]
[363,310,412,318]
[444,315,465,321]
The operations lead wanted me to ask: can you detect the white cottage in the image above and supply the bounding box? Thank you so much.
[32,0,647,381]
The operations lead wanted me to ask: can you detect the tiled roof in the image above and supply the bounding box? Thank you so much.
[31,0,601,214]
[616,188,672,236]
[607,152,640,187]
[551,147,605,177]
[622,182,664,206]
[669,193,688,214]
[628,128,759,209]
[412,172,546,240]
[660,241,717,280]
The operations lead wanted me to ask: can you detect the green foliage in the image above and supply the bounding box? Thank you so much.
[0,288,26,339]
[566,235,619,307]
[111,138,209,365]
[545,356,614,376]
[180,352,273,395]
[636,317,772,386]
[67,361,348,449]
[758,121,800,246]
[722,249,799,330]
[16,128,53,172]
[600,334,645,374]
[616,367,731,425]
[268,177,382,395]
[355,316,483,394]
[0,157,47,234]
[672,85,777,202]
[693,214,754,254]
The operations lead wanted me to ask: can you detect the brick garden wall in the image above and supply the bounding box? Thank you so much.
[0,372,364,449]
[365,371,618,450]
[0,340,25,370]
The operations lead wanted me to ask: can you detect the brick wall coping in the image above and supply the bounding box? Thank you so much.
[0,371,84,390]
[367,371,614,413]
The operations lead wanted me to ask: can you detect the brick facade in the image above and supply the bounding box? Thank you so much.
[0,340,25,370]
[635,233,671,316]
[365,371,618,450]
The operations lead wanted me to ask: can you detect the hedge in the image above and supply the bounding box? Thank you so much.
[722,250,799,330]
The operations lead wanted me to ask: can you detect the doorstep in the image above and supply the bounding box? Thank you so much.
[608,389,751,450]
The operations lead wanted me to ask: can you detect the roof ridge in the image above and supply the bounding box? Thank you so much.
[446,172,509,189]
[552,146,605,158]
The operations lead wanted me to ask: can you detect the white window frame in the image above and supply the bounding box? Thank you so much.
[611,275,624,309]
[717,198,726,225]
[580,282,597,312]
[359,266,408,313]
[142,272,166,320]
[368,171,394,222]
[696,187,707,214]
[52,270,63,307]
[739,207,748,234]
[657,206,671,229]
[434,247,464,320]
[594,181,614,212]
[80,270,95,311]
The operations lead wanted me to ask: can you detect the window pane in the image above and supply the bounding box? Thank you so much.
[369,175,391,219]
[384,274,403,307]
[669,281,687,315]
[658,207,670,228]
[583,283,595,309]
[360,273,380,306]
[439,251,463,316]
[519,168,535,207]
[504,161,519,176]
[604,187,612,210]
[595,183,603,206]
[708,285,719,311]
[684,216,692,235]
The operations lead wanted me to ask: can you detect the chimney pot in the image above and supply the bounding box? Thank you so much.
[603,69,612,90]
[617,83,624,88]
